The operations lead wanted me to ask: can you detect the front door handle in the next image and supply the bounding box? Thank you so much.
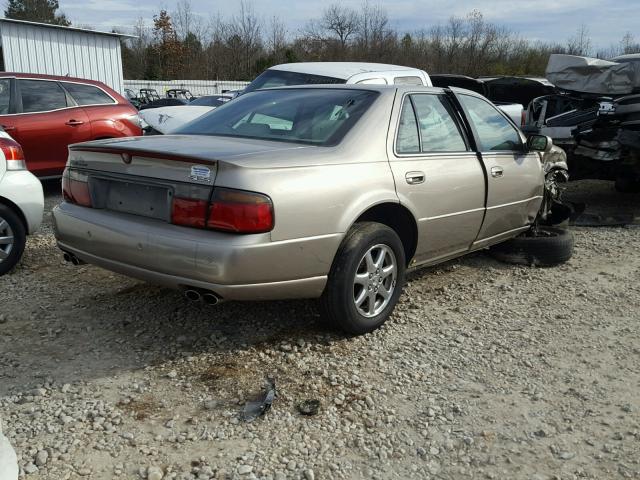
[491,166,504,178]
[405,171,425,185]
[65,119,84,126]
[1,124,16,132]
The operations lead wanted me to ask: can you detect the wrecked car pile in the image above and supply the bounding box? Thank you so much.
[526,54,640,191]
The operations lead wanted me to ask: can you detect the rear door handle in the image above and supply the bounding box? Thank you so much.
[65,119,84,126]
[405,171,425,185]
[1,124,16,131]
[491,166,504,178]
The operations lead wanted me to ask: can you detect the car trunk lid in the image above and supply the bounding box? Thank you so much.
[65,135,300,225]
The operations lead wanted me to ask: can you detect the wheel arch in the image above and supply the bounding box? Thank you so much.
[350,202,418,266]
[0,196,28,231]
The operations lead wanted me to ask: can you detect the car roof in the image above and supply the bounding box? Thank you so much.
[268,62,425,79]
[0,72,110,88]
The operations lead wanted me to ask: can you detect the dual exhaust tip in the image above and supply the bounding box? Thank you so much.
[62,252,219,305]
[184,289,220,305]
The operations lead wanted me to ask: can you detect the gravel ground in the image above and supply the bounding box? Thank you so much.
[1,180,639,480]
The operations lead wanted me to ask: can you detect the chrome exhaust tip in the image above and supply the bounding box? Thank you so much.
[202,293,220,305]
[184,289,202,302]
[63,252,73,263]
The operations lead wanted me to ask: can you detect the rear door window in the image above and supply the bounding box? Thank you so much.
[19,79,67,113]
[458,94,523,151]
[396,94,467,154]
[395,99,420,154]
[61,82,115,105]
[411,94,467,152]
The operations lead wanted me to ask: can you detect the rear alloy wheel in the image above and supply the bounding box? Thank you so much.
[321,222,406,335]
[0,205,26,276]
[489,226,573,267]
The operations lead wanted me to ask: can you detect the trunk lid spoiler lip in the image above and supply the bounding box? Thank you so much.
[68,145,218,166]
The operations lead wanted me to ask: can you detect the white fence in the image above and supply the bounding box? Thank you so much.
[123,79,249,96]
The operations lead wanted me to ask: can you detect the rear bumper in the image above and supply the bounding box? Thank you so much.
[53,202,342,300]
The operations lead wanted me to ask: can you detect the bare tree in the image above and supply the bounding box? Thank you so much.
[321,4,359,50]
[227,1,262,78]
[567,24,592,56]
[356,1,394,60]
[267,16,287,60]
[620,32,640,55]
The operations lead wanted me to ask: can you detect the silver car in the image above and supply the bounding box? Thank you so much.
[53,85,566,334]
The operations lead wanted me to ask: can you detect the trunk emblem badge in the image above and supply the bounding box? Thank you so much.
[121,153,132,164]
[190,165,212,183]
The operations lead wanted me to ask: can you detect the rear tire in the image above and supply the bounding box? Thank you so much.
[0,204,26,276]
[489,226,573,267]
[320,222,406,335]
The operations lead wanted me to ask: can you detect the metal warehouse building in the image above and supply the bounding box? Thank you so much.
[0,18,133,93]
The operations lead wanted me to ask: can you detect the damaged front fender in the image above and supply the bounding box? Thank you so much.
[538,143,571,225]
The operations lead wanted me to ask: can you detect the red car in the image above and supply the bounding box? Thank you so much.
[0,73,142,177]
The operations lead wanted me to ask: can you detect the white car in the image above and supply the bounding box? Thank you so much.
[0,130,44,275]
[140,95,232,135]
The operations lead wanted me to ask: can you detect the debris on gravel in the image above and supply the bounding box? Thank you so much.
[0,180,639,479]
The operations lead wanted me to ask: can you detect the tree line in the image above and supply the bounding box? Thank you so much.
[5,0,640,82]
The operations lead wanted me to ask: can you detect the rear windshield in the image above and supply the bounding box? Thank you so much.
[243,70,345,94]
[174,88,378,146]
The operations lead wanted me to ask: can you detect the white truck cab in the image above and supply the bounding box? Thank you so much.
[243,62,432,93]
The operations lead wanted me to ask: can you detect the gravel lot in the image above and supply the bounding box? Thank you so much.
[1,180,639,480]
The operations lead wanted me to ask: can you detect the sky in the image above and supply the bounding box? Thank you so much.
[58,0,640,49]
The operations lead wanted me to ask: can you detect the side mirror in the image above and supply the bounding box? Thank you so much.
[527,134,552,153]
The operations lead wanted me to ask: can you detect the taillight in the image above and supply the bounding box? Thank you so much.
[0,137,26,171]
[62,169,92,207]
[207,188,274,233]
[171,198,208,228]
[170,188,274,234]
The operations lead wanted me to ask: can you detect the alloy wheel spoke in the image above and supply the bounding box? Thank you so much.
[381,264,395,278]
[374,248,386,269]
[365,251,376,273]
[354,272,369,286]
[367,292,377,315]
[0,249,8,260]
[0,219,7,232]
[379,284,391,300]
[0,235,13,245]
[354,288,367,307]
